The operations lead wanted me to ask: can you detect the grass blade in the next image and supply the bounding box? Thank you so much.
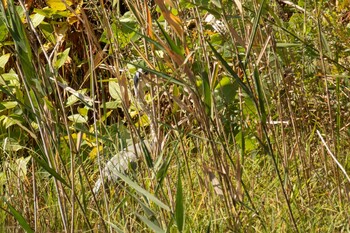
[253,67,266,123]
[155,20,183,56]
[31,155,71,188]
[136,213,166,233]
[1,198,34,233]
[207,41,254,101]
[109,168,170,211]
[244,0,267,65]
[175,166,184,232]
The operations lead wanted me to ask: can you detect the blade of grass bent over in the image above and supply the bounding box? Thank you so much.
[1,198,35,233]
[207,41,254,102]
[108,167,170,211]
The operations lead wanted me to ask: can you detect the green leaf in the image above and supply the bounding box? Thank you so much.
[77,106,89,117]
[0,101,17,112]
[66,88,88,106]
[54,48,70,68]
[31,154,71,188]
[1,0,44,95]
[29,13,45,28]
[207,41,254,101]
[0,53,10,68]
[105,101,121,109]
[108,168,170,211]
[0,71,19,83]
[215,76,239,103]
[253,67,266,123]
[0,18,8,42]
[156,20,184,56]
[68,114,87,123]
[175,167,184,232]
[1,198,34,233]
[38,21,55,44]
[1,137,24,152]
[135,114,150,128]
[156,154,172,180]
[244,0,267,65]
[141,139,153,168]
[109,80,122,100]
[276,43,302,48]
[122,23,163,50]
[105,221,124,233]
[128,63,185,87]
[201,71,211,114]
[136,213,166,233]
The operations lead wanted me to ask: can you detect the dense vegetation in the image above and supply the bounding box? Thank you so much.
[1,0,350,232]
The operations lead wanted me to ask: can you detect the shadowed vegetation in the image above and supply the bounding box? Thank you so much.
[0,0,350,232]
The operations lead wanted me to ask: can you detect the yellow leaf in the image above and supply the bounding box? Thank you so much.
[67,7,81,25]
[135,114,150,128]
[89,146,103,160]
[46,0,72,11]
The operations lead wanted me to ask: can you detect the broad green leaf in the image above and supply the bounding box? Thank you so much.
[215,76,239,103]
[1,137,24,152]
[235,131,257,153]
[29,13,45,28]
[214,76,232,89]
[122,24,163,51]
[0,101,17,111]
[66,89,88,106]
[0,114,17,127]
[0,71,20,87]
[68,114,87,123]
[77,106,89,117]
[100,110,113,122]
[38,21,55,44]
[2,0,44,95]
[105,101,121,109]
[0,53,10,68]
[109,80,122,100]
[0,115,37,139]
[54,48,70,68]
[34,8,57,17]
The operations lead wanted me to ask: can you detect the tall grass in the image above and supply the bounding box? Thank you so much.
[0,0,350,232]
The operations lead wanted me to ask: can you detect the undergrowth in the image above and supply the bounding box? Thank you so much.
[0,0,350,232]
